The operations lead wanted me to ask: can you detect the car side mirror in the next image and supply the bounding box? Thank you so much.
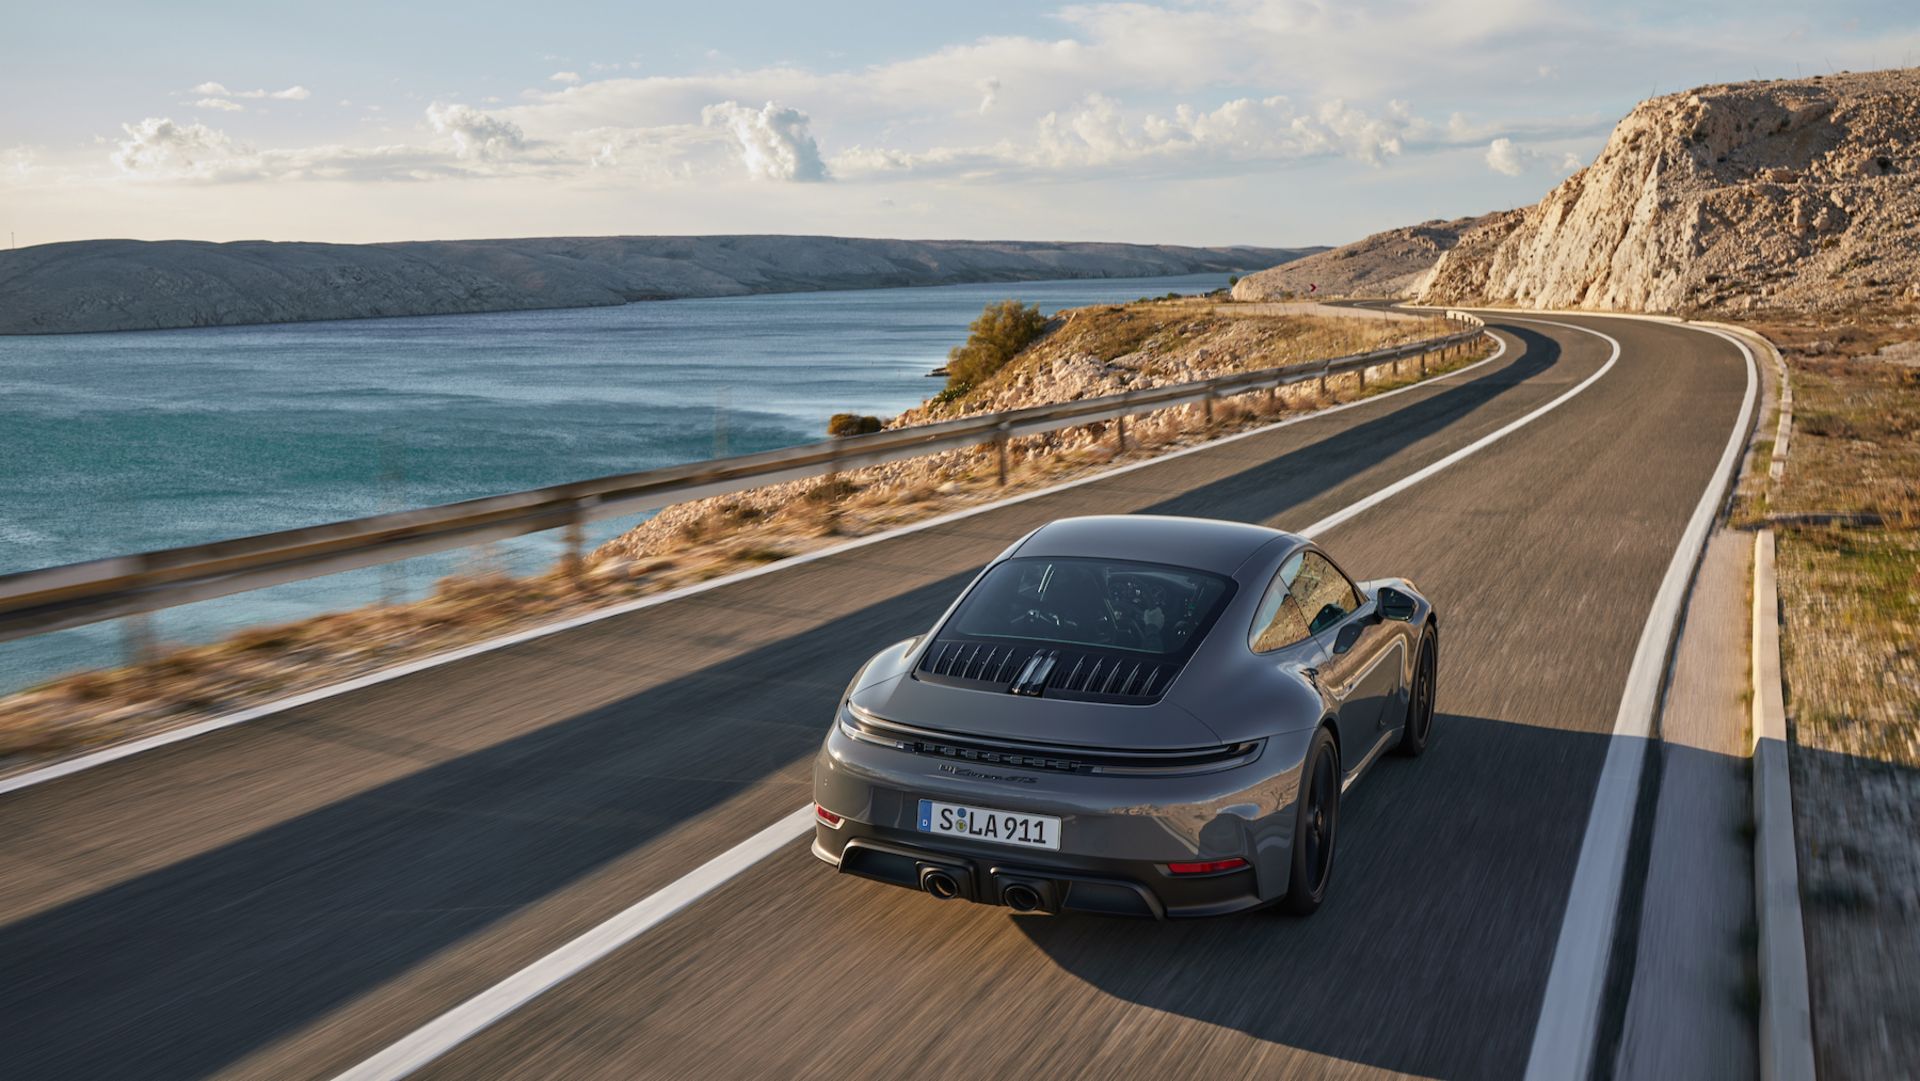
[1377,586,1417,622]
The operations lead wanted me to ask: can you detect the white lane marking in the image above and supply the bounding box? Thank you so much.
[2,336,1510,797]
[337,326,1642,1081]
[1522,322,1758,1081]
[330,804,816,1081]
[1298,317,1618,539]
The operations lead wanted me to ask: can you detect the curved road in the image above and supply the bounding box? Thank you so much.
[0,313,1752,1080]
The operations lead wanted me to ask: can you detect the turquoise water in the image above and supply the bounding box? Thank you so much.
[0,272,1229,691]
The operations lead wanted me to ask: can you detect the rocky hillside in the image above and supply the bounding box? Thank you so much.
[0,235,1316,335]
[1420,67,1920,313]
[1231,213,1505,301]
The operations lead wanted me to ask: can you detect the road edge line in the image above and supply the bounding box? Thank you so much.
[327,804,816,1081]
[1299,315,1614,537]
[0,336,1508,797]
[1521,319,1758,1081]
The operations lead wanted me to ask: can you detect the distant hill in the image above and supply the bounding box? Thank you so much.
[1420,66,1920,314]
[0,235,1319,335]
[1229,214,1506,301]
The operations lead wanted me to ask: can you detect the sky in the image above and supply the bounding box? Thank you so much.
[5,0,1918,250]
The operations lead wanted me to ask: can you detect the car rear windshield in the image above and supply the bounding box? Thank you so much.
[944,557,1234,656]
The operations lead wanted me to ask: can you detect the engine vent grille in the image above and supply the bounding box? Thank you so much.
[916,639,1173,702]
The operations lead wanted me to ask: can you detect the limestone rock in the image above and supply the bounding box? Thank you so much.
[1232,213,1506,301]
[1420,67,1920,315]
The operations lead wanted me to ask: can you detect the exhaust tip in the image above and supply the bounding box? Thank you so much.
[923,871,961,900]
[1002,883,1043,912]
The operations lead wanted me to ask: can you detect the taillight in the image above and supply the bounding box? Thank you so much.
[814,803,844,828]
[1167,857,1248,875]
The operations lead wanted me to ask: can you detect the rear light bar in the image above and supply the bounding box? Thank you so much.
[814,804,844,828]
[1166,857,1249,876]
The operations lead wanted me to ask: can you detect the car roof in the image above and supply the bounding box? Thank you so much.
[1011,515,1300,577]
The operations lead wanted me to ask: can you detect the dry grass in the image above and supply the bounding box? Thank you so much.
[1757,318,1920,766]
[1777,527,1920,765]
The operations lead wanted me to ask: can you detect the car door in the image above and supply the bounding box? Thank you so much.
[1250,551,1367,767]
[1288,552,1400,777]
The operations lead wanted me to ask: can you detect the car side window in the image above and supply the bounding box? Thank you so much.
[1248,553,1312,653]
[1288,552,1359,637]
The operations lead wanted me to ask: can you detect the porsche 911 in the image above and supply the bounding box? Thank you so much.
[811,514,1436,918]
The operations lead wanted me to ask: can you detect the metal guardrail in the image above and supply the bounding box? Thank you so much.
[0,315,1486,645]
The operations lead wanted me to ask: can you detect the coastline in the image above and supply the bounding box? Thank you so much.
[0,234,1315,336]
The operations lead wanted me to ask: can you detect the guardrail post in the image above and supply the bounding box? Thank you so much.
[562,509,586,582]
[1202,386,1215,429]
[1357,364,1367,391]
[824,439,843,534]
[1115,412,1126,452]
[122,611,156,670]
[994,421,1010,485]
[1318,367,1329,399]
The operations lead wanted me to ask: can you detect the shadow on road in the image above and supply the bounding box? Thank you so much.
[1011,711,1615,1081]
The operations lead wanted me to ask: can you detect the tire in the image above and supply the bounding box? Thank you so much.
[1392,626,1437,758]
[1281,726,1340,916]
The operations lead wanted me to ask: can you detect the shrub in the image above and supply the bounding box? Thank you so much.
[946,300,1048,389]
[827,413,883,436]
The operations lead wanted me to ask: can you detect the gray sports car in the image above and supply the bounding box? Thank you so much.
[811,514,1437,918]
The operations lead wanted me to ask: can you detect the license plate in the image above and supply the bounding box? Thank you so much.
[917,799,1060,850]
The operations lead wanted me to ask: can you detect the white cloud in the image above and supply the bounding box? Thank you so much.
[838,93,1422,180]
[426,103,526,160]
[194,98,245,112]
[700,100,827,181]
[1485,136,1587,176]
[1485,137,1525,176]
[550,71,582,85]
[190,82,310,101]
[5,146,38,182]
[113,118,248,174]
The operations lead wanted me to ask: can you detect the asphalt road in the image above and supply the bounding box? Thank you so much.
[0,313,1751,1080]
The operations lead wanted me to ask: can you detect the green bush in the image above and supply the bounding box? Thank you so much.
[827,413,883,436]
[945,300,1048,390]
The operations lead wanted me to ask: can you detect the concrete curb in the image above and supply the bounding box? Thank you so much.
[1750,530,1817,1081]
[1738,321,1814,1079]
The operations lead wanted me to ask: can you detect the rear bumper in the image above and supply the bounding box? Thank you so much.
[812,821,1265,918]
[812,711,1323,917]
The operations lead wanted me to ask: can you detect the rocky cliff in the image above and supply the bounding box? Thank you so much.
[0,235,1316,335]
[1231,213,1505,301]
[1420,67,1920,314]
